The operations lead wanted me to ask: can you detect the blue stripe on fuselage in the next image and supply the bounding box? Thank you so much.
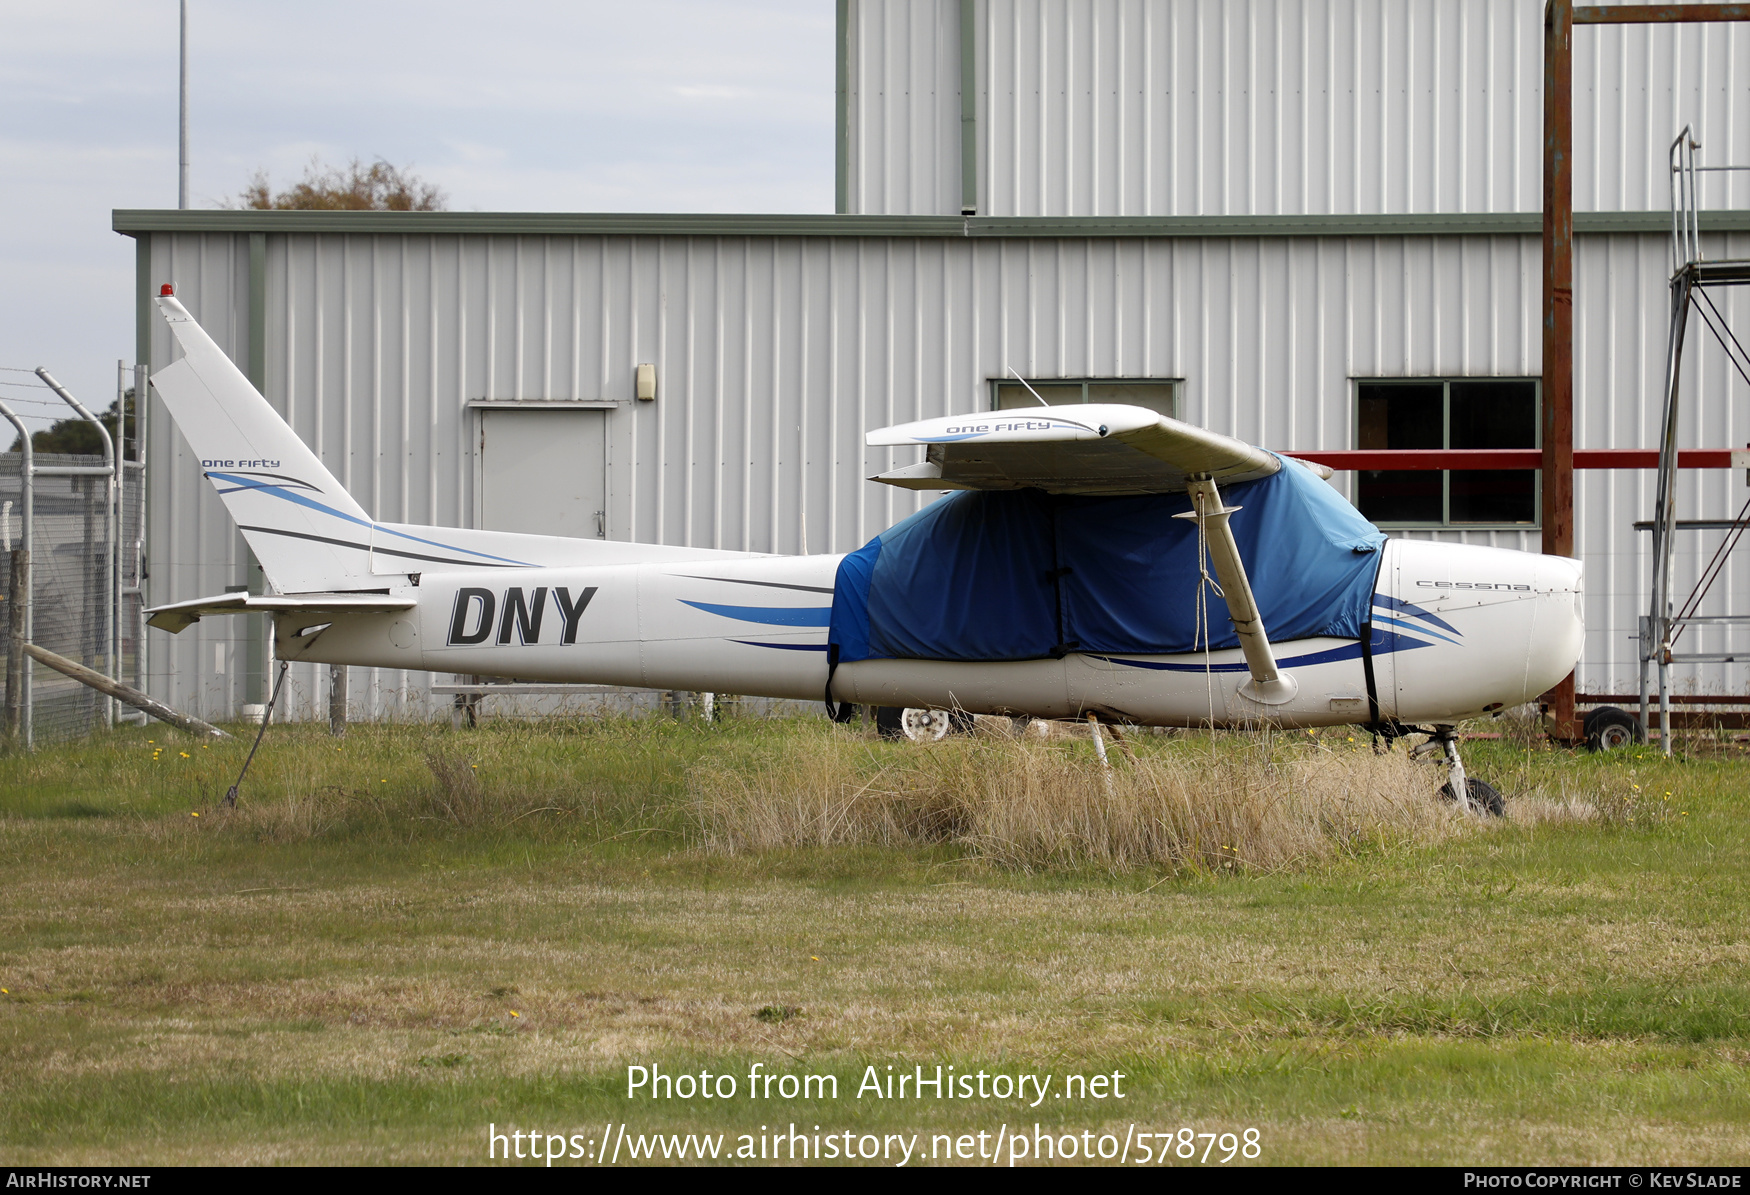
[1372,592,1461,637]
[1370,613,1462,646]
[731,640,829,651]
[1090,629,1439,673]
[681,600,833,627]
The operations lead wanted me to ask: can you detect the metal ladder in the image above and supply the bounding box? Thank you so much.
[1642,127,1750,754]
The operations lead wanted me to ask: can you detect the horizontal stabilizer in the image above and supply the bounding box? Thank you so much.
[867,404,1280,495]
[146,592,416,634]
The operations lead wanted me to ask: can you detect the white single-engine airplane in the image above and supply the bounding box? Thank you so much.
[144,289,1582,811]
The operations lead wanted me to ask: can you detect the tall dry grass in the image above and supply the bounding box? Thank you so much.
[104,716,1638,868]
[688,732,1479,873]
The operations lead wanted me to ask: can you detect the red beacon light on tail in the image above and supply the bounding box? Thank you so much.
[160,284,174,296]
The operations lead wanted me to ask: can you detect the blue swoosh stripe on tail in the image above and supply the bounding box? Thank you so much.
[207,471,533,567]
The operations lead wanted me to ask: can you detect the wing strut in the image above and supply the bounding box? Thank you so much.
[1176,477,1300,706]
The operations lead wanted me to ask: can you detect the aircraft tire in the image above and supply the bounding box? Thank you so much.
[874,706,906,739]
[1440,776,1506,817]
[899,708,953,742]
[1583,706,1646,752]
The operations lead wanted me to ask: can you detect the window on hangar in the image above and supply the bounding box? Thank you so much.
[992,379,1180,420]
[1354,379,1539,528]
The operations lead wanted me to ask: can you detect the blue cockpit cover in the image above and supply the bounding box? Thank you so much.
[829,456,1386,663]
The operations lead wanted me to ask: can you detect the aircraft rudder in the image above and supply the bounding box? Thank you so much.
[151,289,375,593]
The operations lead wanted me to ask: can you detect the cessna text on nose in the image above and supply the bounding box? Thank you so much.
[447,586,599,646]
[1414,580,1533,592]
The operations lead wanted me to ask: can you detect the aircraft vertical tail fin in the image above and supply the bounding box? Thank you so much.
[150,291,376,594]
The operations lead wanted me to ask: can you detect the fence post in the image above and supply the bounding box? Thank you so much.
[133,363,149,702]
[0,398,32,751]
[5,549,24,744]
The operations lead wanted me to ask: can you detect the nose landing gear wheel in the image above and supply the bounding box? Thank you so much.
[1439,776,1506,818]
[1413,725,1507,817]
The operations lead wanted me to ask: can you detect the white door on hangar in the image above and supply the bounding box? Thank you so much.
[478,408,607,538]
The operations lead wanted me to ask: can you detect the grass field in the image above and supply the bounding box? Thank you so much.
[0,714,1745,1166]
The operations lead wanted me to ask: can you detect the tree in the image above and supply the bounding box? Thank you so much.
[7,389,137,458]
[234,157,446,211]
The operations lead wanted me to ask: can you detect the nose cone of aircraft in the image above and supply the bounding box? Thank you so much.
[1525,554,1585,697]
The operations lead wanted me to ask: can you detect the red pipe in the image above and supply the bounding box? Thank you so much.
[1575,5,1750,24]
[1284,448,1737,470]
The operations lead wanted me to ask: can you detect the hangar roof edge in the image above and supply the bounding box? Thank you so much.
[111,209,1750,238]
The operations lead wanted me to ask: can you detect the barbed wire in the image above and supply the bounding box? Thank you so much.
[0,397,79,410]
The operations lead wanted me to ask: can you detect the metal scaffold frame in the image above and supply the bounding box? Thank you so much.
[1643,128,1750,755]
[1542,3,1750,745]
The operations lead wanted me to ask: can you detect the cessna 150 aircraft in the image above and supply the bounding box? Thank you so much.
[145,288,1583,812]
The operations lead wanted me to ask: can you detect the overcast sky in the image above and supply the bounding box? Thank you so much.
[0,0,833,433]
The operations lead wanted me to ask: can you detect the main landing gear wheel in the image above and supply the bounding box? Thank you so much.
[876,707,975,742]
[1583,706,1647,753]
[901,708,976,741]
[901,708,953,741]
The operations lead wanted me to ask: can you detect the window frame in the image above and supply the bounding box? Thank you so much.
[1352,376,1542,530]
[989,377,1183,419]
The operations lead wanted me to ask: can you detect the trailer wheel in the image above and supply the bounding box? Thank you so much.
[1583,706,1646,752]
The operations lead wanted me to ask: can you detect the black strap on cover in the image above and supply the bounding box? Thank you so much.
[822,643,857,723]
[1358,545,1386,737]
[1359,620,1382,728]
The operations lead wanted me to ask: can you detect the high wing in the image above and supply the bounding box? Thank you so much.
[866,403,1281,495]
[868,404,1312,704]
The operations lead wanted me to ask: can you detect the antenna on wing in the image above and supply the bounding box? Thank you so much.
[1006,365,1051,408]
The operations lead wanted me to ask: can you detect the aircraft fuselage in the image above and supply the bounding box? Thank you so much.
[278,538,1582,729]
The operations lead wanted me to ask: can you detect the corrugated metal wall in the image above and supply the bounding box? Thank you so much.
[144,227,1750,719]
[845,0,966,217]
[845,0,1750,217]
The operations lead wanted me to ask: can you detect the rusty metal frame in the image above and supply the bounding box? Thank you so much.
[1542,2,1750,743]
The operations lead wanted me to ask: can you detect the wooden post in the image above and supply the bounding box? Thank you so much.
[1542,0,1579,744]
[23,641,229,738]
[328,664,347,737]
[1086,712,1116,798]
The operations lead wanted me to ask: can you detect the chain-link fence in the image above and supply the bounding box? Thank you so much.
[1,451,144,749]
